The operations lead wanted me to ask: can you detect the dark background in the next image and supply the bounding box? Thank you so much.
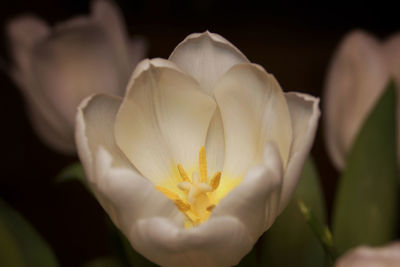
[0,0,399,266]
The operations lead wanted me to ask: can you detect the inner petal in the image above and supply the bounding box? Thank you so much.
[205,109,225,176]
[114,59,216,185]
[214,63,293,178]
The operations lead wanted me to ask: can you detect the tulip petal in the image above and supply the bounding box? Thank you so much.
[205,109,225,175]
[6,16,76,153]
[7,15,49,81]
[28,99,75,153]
[76,94,182,230]
[169,31,248,94]
[115,59,216,184]
[31,22,125,128]
[335,243,400,267]
[130,216,252,267]
[7,1,136,154]
[214,63,292,178]
[384,33,400,82]
[76,94,134,181]
[212,142,283,241]
[92,0,131,78]
[92,147,183,232]
[279,92,320,213]
[128,36,148,70]
[324,30,389,169]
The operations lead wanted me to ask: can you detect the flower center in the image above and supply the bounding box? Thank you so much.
[156,147,221,228]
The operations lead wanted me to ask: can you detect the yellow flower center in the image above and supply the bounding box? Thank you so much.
[156,147,223,228]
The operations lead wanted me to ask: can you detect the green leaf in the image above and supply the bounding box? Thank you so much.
[82,257,124,267]
[261,158,326,267]
[0,217,25,267]
[56,162,85,184]
[332,81,399,255]
[0,198,59,267]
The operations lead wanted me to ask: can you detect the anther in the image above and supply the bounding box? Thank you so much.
[209,172,221,191]
[177,164,190,182]
[199,146,207,182]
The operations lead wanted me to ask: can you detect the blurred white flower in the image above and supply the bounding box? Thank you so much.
[324,30,400,169]
[7,0,146,153]
[75,31,320,267]
[335,242,400,267]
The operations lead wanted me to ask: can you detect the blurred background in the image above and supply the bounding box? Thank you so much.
[0,0,399,266]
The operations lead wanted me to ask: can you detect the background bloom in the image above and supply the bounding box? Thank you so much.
[335,242,400,267]
[76,31,320,266]
[324,30,400,169]
[7,0,146,154]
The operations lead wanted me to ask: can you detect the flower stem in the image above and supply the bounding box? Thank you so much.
[298,200,338,265]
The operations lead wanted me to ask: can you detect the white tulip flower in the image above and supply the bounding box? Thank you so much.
[335,242,400,267]
[324,30,400,170]
[76,31,320,267]
[7,0,146,153]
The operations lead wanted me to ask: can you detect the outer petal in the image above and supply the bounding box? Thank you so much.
[128,36,148,70]
[169,31,249,94]
[75,94,132,180]
[7,16,49,86]
[115,59,216,184]
[7,1,137,154]
[324,30,389,169]
[92,0,132,80]
[335,242,400,267]
[278,92,320,213]
[93,148,183,231]
[28,98,75,153]
[130,216,252,267]
[214,63,292,178]
[384,33,400,82]
[383,34,400,162]
[212,142,283,241]
[6,16,75,153]
[75,94,182,229]
[31,21,125,128]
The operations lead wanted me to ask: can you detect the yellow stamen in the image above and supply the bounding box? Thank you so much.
[207,204,216,212]
[174,199,191,212]
[184,212,201,227]
[199,146,207,182]
[155,186,179,200]
[155,147,238,228]
[177,164,190,182]
[209,172,221,192]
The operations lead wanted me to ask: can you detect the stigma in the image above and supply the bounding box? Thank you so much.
[156,146,221,228]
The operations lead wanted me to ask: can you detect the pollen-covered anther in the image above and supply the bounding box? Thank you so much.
[174,199,191,212]
[177,164,190,182]
[210,172,221,191]
[207,204,216,212]
[199,146,208,182]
